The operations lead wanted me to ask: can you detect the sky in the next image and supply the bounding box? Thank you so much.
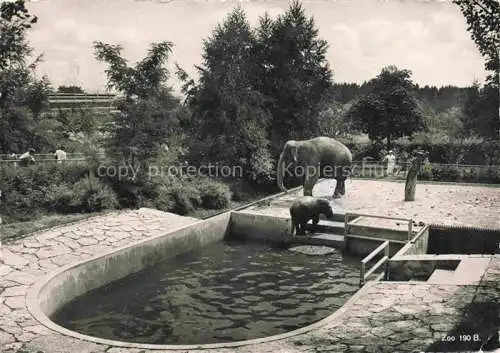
[25,0,487,95]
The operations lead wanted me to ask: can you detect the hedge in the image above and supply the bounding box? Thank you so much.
[348,140,500,165]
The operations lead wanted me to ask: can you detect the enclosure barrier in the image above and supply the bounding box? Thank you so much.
[359,240,390,287]
[345,212,414,240]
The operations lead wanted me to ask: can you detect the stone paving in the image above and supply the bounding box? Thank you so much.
[0,180,499,353]
[252,179,500,228]
[0,208,200,352]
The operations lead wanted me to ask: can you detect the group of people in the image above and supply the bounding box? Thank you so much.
[7,147,67,166]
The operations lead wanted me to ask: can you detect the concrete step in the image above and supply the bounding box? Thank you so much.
[450,258,491,285]
[305,220,345,233]
[427,269,455,283]
[288,233,344,248]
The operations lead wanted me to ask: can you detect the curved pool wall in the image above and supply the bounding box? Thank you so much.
[27,213,231,344]
[27,209,367,349]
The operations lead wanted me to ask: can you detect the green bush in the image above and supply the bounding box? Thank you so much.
[418,164,433,181]
[230,179,259,202]
[431,165,459,182]
[353,140,500,165]
[167,182,202,215]
[197,178,232,209]
[43,183,74,212]
[69,175,119,213]
[154,185,176,212]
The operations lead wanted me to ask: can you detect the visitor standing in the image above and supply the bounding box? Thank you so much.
[54,146,67,164]
[382,150,396,176]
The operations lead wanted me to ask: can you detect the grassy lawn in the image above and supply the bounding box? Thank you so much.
[0,212,108,244]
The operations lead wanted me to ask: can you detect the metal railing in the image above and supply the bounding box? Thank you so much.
[360,240,390,287]
[345,212,414,240]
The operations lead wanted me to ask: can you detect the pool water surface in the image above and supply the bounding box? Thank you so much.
[52,240,361,345]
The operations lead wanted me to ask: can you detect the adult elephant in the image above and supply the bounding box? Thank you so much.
[277,137,352,198]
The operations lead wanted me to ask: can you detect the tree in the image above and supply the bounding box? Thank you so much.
[462,81,499,139]
[93,41,181,165]
[257,0,333,154]
[346,66,426,149]
[453,1,499,139]
[0,0,55,153]
[453,0,499,87]
[177,7,274,183]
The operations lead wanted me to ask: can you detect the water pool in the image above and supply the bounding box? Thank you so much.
[52,240,361,345]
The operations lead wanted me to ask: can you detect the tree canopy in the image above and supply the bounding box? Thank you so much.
[453,0,499,139]
[93,41,181,163]
[347,66,426,149]
[453,0,499,87]
[0,0,56,153]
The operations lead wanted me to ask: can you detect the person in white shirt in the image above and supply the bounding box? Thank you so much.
[382,150,396,176]
[54,146,67,164]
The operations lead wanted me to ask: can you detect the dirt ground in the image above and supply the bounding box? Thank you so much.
[253,179,500,229]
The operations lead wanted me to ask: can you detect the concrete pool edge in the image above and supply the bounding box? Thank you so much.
[26,263,376,350]
[24,187,371,350]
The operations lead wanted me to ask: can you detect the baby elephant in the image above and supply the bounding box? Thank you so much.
[290,196,334,236]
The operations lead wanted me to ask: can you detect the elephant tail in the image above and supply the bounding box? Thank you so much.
[290,218,295,235]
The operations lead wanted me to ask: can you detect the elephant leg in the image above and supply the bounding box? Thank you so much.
[311,215,319,233]
[297,223,306,236]
[303,166,320,196]
[333,176,346,198]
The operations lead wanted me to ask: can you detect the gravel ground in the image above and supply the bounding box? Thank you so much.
[254,179,500,229]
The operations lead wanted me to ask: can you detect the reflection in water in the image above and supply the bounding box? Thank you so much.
[52,240,361,345]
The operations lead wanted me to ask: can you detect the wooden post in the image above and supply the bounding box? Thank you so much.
[404,150,429,201]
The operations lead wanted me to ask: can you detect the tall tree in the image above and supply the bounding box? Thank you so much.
[453,0,499,87]
[177,7,274,183]
[347,66,426,149]
[454,0,499,139]
[0,0,55,153]
[462,81,499,139]
[257,0,333,154]
[94,41,181,164]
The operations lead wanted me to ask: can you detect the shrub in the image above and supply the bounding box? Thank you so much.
[432,165,460,182]
[166,181,202,215]
[43,183,74,212]
[353,140,500,165]
[59,163,91,184]
[69,175,119,213]
[418,164,433,181]
[197,178,232,209]
[230,179,258,202]
[154,185,176,212]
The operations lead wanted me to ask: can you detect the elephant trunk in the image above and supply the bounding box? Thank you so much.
[277,152,287,193]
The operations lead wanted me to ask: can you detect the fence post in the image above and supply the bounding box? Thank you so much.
[408,220,413,240]
[360,263,365,287]
[384,242,390,280]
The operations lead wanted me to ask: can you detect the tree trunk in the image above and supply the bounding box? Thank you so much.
[404,152,427,201]
[387,135,391,150]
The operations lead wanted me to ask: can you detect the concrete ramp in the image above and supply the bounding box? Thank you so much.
[427,269,455,283]
[451,258,491,285]
[426,258,491,284]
